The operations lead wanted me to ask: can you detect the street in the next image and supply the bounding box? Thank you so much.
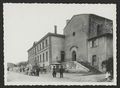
[7,71,107,82]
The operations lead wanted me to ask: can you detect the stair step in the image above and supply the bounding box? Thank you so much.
[77,61,101,73]
[63,61,101,74]
[63,61,89,73]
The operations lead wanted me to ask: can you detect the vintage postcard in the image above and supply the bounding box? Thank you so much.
[4,3,117,85]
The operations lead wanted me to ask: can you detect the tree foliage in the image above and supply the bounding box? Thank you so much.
[17,61,28,67]
[106,57,113,72]
[102,57,113,78]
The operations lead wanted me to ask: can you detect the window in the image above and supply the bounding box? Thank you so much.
[42,42,44,49]
[46,51,48,61]
[92,40,95,47]
[90,39,98,48]
[40,55,41,62]
[97,24,100,35]
[38,45,39,51]
[35,57,37,62]
[40,44,41,50]
[37,56,39,62]
[37,45,39,51]
[32,50,33,55]
[43,53,44,62]
[73,32,75,36]
[35,48,36,54]
[46,39,48,47]
[32,49,34,54]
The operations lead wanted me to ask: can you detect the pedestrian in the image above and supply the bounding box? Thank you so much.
[105,71,110,80]
[36,67,40,76]
[59,65,64,78]
[52,66,57,78]
[27,67,29,75]
[28,68,31,76]
[20,68,22,72]
[7,67,9,71]
[23,67,25,72]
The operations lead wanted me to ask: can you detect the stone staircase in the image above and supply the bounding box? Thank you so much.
[62,60,101,74]
[63,61,90,73]
[77,61,102,74]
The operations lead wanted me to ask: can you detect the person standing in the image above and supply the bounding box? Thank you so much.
[52,66,56,78]
[59,65,64,78]
[36,67,40,76]
[105,71,110,81]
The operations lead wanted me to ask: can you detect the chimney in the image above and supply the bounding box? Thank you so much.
[66,19,70,24]
[54,25,57,34]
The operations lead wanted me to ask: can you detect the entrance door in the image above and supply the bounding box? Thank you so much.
[61,51,65,62]
[92,55,98,68]
[72,51,76,61]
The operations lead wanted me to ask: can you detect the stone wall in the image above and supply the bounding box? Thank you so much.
[88,37,106,71]
[106,35,113,59]
[64,14,89,61]
[51,36,65,63]
[89,14,113,39]
[87,35,113,72]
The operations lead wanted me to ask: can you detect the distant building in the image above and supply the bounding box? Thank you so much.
[28,14,113,72]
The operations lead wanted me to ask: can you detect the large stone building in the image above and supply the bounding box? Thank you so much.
[28,14,113,72]
[27,32,65,71]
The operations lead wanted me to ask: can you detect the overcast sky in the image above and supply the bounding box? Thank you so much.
[3,4,116,64]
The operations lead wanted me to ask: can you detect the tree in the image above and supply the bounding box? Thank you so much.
[102,57,113,79]
[17,61,28,67]
[106,57,113,78]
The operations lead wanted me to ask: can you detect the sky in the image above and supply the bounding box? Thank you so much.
[3,4,116,64]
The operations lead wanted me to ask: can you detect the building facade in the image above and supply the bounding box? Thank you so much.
[28,14,113,72]
[87,15,113,71]
[28,33,65,70]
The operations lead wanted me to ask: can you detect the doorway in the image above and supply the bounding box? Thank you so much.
[61,51,65,62]
[72,51,76,61]
[92,55,99,69]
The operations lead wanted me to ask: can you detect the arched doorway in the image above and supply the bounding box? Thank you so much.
[72,51,76,61]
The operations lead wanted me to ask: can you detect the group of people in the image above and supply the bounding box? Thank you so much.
[26,67,47,76]
[52,65,64,78]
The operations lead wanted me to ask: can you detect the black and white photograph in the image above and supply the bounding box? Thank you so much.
[3,3,116,85]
